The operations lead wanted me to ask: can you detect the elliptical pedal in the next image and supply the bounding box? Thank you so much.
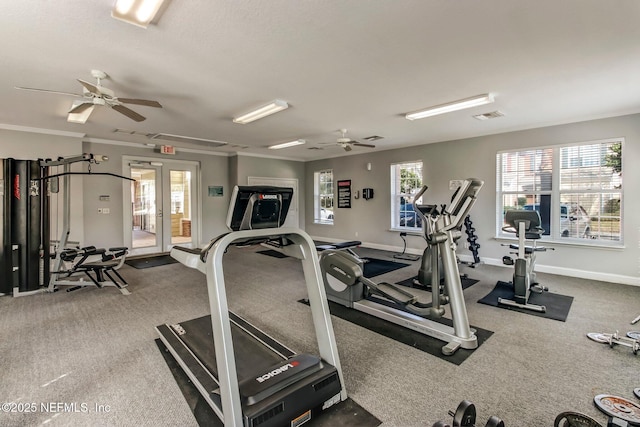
[372,282,417,306]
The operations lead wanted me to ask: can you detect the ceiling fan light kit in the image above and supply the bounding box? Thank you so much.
[268,139,306,150]
[405,93,494,120]
[67,100,95,124]
[232,99,289,124]
[111,0,166,28]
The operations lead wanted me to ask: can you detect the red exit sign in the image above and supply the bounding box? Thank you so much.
[160,145,175,155]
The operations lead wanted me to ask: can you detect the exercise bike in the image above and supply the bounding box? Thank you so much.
[498,210,551,313]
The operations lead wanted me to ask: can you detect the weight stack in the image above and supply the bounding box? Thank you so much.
[0,159,12,294]
[11,159,43,293]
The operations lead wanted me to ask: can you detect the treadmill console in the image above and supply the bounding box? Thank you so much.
[226,185,294,231]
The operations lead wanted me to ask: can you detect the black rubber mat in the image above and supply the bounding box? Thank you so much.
[361,258,409,278]
[299,299,492,365]
[125,254,178,269]
[257,249,289,258]
[395,275,479,292]
[155,339,381,427]
[477,281,573,321]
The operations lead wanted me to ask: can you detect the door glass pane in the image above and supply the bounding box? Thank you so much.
[131,168,157,248]
[170,170,192,245]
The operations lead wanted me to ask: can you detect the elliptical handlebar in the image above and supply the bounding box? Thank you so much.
[412,185,429,204]
[412,185,440,222]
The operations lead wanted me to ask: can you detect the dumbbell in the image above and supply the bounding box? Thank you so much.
[432,401,505,427]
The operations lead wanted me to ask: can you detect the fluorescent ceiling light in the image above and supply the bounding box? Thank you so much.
[112,0,166,28]
[405,94,494,120]
[233,100,289,124]
[67,101,95,124]
[268,139,305,150]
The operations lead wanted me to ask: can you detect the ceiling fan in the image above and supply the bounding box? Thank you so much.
[15,70,162,123]
[322,129,376,151]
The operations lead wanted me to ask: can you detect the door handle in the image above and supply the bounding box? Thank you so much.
[157,209,163,217]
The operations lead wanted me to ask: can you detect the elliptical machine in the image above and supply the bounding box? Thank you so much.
[498,210,550,313]
[321,178,484,355]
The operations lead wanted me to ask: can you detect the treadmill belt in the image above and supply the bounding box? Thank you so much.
[175,314,287,380]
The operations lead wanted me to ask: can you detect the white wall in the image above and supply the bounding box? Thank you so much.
[4,114,638,286]
[305,113,640,285]
[82,141,231,249]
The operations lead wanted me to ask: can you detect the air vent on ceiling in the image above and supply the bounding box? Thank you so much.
[363,135,384,141]
[473,111,504,121]
[149,133,228,147]
[307,147,324,150]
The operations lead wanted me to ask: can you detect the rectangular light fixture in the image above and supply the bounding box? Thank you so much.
[405,94,494,120]
[268,139,306,150]
[233,99,289,124]
[111,0,166,28]
[67,101,95,124]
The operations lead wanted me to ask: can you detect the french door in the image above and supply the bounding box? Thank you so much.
[124,158,199,256]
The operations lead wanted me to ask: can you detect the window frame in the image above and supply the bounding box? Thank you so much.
[496,138,623,246]
[390,160,424,232]
[314,169,334,225]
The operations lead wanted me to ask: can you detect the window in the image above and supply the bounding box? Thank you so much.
[390,161,423,230]
[497,139,623,244]
[314,170,334,224]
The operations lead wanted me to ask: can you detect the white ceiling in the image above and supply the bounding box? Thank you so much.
[2,0,640,161]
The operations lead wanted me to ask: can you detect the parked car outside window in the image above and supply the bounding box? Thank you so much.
[320,208,334,221]
[523,203,591,238]
[399,202,422,228]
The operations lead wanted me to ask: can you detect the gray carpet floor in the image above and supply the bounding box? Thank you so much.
[1,245,638,427]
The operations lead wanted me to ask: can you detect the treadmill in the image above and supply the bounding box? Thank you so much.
[156,185,347,427]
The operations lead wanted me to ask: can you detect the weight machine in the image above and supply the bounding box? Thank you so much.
[43,154,134,294]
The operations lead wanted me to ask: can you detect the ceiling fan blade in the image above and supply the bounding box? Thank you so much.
[68,102,94,114]
[112,104,146,122]
[118,98,162,108]
[353,143,376,148]
[15,87,82,97]
[77,79,101,95]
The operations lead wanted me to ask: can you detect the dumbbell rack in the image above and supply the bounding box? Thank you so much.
[463,215,481,266]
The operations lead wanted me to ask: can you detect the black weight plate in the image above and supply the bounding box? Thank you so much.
[554,411,602,427]
[594,394,640,426]
[453,400,476,427]
[485,415,505,427]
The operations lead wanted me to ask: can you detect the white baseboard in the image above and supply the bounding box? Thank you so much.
[482,256,640,287]
[310,236,640,287]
